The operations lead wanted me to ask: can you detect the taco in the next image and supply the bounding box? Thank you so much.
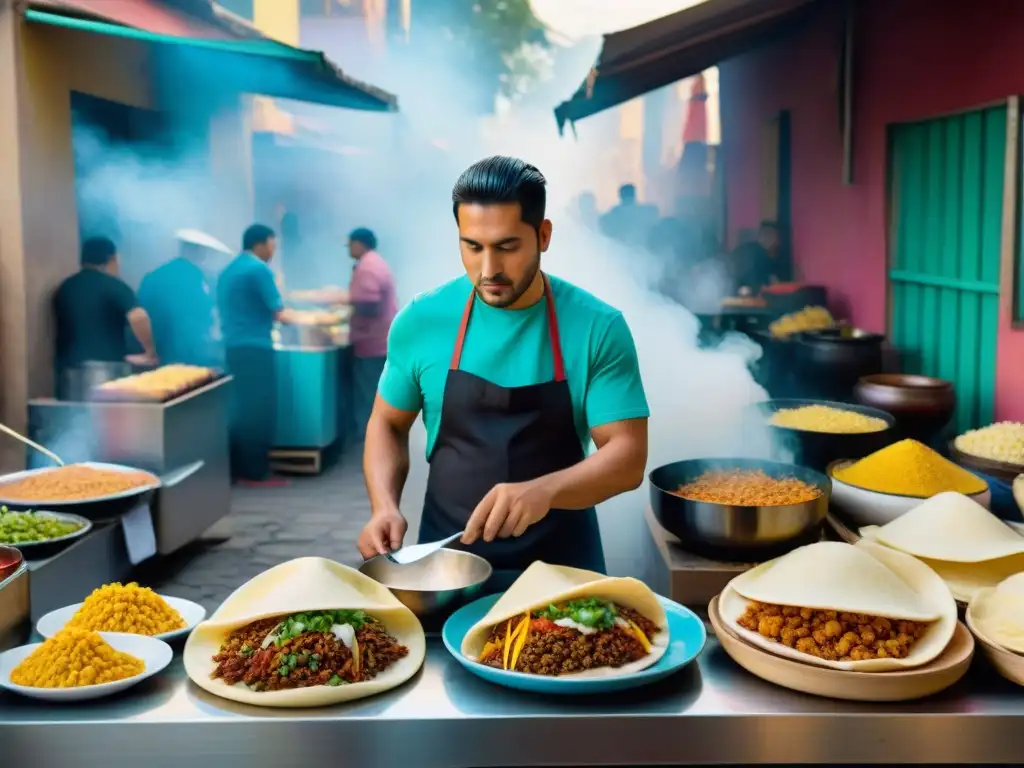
[461,562,668,678]
[183,558,425,707]
[720,540,957,672]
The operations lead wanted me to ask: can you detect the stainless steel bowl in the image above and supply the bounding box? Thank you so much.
[358,549,492,617]
[649,457,831,561]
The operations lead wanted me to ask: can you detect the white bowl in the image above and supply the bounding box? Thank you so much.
[36,595,206,642]
[0,632,172,702]
[827,460,991,527]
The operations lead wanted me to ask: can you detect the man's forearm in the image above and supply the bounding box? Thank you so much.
[127,310,155,355]
[536,437,646,510]
[363,415,410,516]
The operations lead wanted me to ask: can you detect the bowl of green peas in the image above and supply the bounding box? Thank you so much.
[0,507,92,555]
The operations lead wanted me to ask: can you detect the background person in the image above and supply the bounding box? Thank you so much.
[347,227,398,441]
[53,236,156,398]
[217,224,295,487]
[138,229,232,368]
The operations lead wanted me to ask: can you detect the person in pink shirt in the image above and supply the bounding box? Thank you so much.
[348,228,398,439]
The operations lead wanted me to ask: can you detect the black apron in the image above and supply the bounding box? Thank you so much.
[418,274,606,592]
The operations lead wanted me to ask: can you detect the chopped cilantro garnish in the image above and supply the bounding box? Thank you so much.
[273,610,372,645]
[538,598,618,629]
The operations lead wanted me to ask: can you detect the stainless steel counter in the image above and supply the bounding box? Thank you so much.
[3,636,1024,767]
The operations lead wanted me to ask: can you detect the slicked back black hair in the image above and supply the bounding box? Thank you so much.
[452,156,547,232]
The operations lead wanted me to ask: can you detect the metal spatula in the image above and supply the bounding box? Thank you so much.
[384,531,464,565]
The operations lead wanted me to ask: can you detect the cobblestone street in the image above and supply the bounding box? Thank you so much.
[149,450,376,613]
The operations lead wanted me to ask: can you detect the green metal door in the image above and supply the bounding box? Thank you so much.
[889,105,1006,433]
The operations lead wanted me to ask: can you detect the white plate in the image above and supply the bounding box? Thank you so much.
[36,595,206,642]
[0,632,172,701]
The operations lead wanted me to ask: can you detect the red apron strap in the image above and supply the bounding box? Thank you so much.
[450,273,566,382]
[542,274,567,382]
[450,288,476,370]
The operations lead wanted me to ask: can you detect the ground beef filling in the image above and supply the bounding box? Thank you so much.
[480,606,660,676]
[737,601,929,661]
[211,615,408,691]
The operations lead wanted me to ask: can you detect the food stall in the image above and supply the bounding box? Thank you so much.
[271,309,350,474]
[3,408,1024,766]
[26,366,231,557]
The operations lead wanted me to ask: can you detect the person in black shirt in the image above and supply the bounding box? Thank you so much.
[728,220,789,294]
[53,236,157,391]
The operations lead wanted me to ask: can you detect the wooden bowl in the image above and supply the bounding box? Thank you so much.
[949,443,1024,485]
[708,595,974,701]
[966,592,1024,687]
[855,374,956,443]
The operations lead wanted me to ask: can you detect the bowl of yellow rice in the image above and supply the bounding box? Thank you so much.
[827,439,992,527]
[755,399,896,472]
[35,582,206,642]
[0,627,172,701]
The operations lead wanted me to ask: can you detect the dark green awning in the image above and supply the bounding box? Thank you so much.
[25,8,398,112]
[553,0,815,132]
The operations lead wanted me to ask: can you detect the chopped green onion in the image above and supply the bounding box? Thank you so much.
[278,666,289,676]
[327,675,343,686]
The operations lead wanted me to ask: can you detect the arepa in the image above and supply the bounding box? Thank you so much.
[720,540,956,672]
[184,558,425,707]
[461,562,669,679]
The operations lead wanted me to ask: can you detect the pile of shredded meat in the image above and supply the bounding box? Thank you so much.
[211,614,408,691]
[479,604,660,676]
[737,601,928,661]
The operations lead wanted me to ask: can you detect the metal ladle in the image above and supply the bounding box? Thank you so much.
[384,531,464,566]
[0,422,64,467]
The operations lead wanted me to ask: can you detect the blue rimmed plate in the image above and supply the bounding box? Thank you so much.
[442,592,706,694]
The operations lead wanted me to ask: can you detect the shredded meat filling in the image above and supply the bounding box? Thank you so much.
[480,606,660,676]
[211,615,408,691]
[737,601,929,661]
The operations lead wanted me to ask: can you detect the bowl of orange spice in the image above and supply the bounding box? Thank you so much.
[649,458,831,561]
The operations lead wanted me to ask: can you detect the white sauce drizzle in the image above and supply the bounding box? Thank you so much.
[554,618,597,635]
[331,623,355,648]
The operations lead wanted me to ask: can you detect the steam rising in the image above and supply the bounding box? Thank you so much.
[65,32,777,576]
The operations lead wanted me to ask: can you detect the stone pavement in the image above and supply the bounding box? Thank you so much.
[148,451,373,613]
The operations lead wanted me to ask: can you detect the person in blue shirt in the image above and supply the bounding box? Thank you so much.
[138,230,231,369]
[357,156,650,586]
[217,224,292,486]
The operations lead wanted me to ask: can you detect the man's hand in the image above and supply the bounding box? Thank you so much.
[357,510,408,559]
[462,480,554,545]
[126,352,158,368]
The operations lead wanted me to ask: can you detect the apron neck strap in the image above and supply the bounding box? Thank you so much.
[450,273,566,382]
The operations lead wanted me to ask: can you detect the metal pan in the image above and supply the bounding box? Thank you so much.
[0,460,204,520]
[0,510,92,557]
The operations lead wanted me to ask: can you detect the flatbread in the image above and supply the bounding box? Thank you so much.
[860,526,1024,602]
[865,492,1024,563]
[720,540,956,672]
[183,558,425,707]
[461,561,669,678]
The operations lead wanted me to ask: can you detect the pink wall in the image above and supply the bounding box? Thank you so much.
[720,0,1024,421]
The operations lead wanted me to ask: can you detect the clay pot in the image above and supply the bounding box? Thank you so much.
[854,374,956,444]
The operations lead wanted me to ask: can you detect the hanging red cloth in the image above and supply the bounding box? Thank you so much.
[682,73,708,145]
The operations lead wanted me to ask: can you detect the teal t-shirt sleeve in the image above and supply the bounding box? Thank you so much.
[584,312,650,429]
[377,302,423,412]
[255,265,284,313]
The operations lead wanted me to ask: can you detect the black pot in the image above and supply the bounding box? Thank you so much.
[751,398,897,472]
[750,330,798,398]
[794,327,884,401]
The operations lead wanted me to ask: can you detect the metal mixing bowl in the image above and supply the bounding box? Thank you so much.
[649,457,831,561]
[358,548,492,617]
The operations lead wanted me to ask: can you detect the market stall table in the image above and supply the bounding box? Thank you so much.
[2,634,1024,766]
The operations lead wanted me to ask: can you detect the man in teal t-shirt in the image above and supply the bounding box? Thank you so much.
[357,156,649,583]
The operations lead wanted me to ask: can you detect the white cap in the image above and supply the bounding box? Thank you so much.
[175,229,233,255]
